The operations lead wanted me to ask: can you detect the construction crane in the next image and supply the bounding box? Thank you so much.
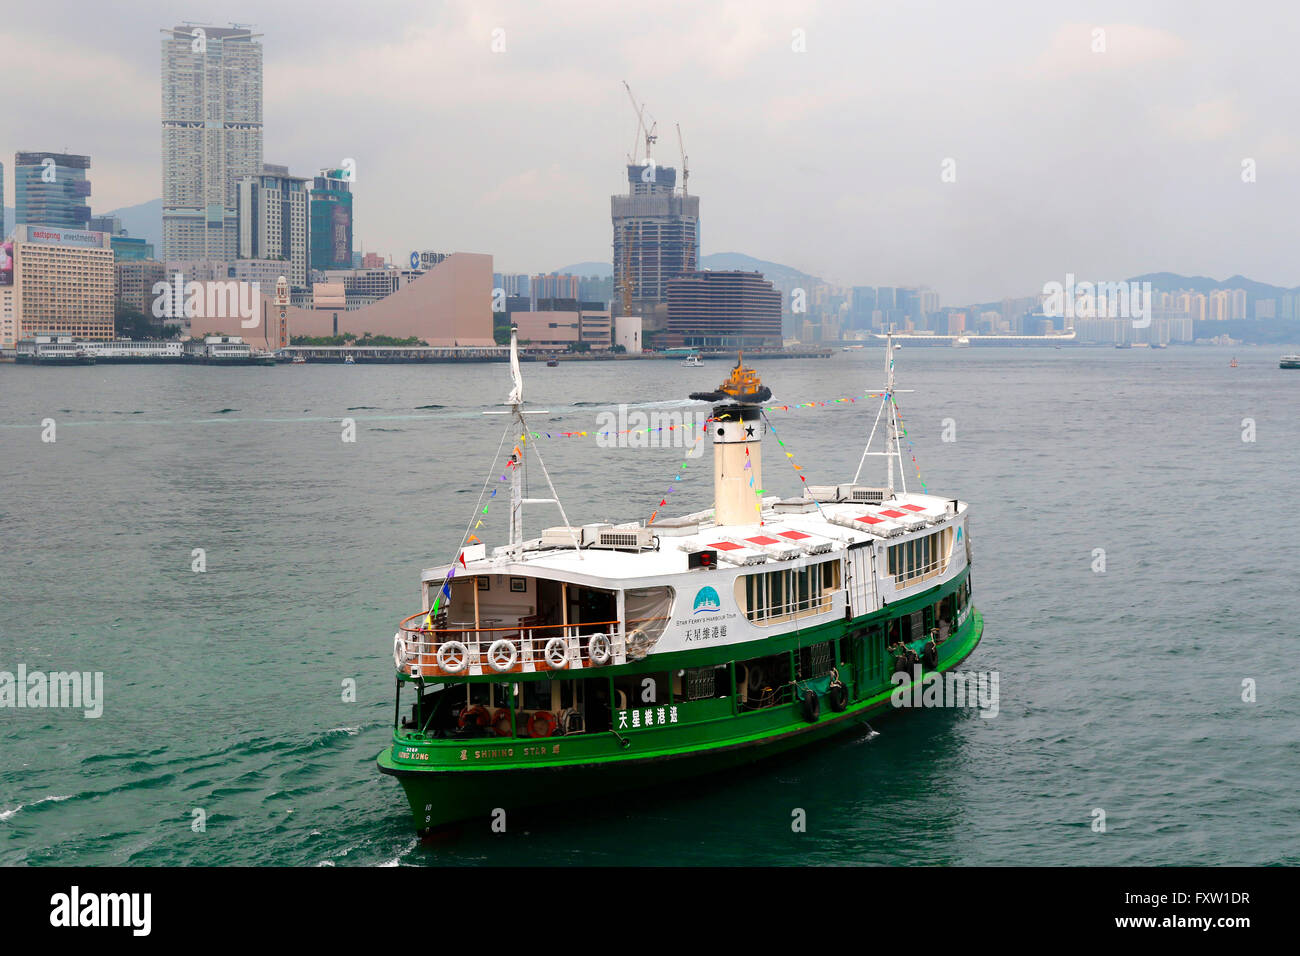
[622,80,657,165]
[676,123,689,196]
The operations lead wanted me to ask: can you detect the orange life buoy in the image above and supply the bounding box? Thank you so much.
[490,708,512,737]
[458,705,490,729]
[527,710,558,738]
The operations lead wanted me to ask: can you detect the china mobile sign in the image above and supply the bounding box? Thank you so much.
[1041,274,1153,328]
[151,274,262,328]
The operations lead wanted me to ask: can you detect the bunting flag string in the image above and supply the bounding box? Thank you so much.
[889,396,929,493]
[760,410,829,519]
[482,392,889,442]
[647,419,711,526]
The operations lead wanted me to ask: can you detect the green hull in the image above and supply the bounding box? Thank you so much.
[378,605,984,833]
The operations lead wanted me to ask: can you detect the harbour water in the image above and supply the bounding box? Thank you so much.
[1,346,1297,865]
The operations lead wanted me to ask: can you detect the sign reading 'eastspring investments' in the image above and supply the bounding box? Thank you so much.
[20,226,108,249]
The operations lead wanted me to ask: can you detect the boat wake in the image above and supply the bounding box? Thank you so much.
[0,794,73,822]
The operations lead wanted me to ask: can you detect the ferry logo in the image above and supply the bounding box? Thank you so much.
[955,526,963,543]
[692,586,721,614]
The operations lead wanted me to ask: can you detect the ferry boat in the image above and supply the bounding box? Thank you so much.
[1281,355,1300,369]
[377,331,984,833]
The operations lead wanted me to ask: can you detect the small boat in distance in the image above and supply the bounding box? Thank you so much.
[292,354,306,365]
[1280,355,1300,369]
[1229,357,1239,368]
[344,355,356,366]
[546,358,560,367]
[682,354,704,367]
[951,336,970,348]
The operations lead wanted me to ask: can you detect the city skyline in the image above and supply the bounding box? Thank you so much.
[3,2,1300,304]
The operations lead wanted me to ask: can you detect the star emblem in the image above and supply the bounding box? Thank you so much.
[745,425,755,437]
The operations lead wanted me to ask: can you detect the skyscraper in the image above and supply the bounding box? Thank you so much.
[161,24,263,262]
[309,168,353,271]
[611,163,699,331]
[237,163,309,288]
[13,152,92,230]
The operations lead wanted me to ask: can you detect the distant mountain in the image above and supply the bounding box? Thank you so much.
[1127,272,1299,297]
[101,198,162,250]
[553,261,612,277]
[700,251,826,290]
[3,199,161,250]
[549,252,826,291]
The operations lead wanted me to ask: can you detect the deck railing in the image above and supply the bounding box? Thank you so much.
[393,615,666,678]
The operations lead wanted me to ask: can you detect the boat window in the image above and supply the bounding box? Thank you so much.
[735,559,840,624]
[798,641,835,679]
[738,653,791,709]
[522,679,555,712]
[677,664,731,701]
[888,528,953,587]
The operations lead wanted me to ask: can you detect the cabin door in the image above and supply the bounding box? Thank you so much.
[847,544,874,619]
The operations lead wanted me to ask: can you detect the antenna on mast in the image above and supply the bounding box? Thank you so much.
[852,328,914,495]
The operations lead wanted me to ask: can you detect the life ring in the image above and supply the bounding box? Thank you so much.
[490,708,513,737]
[487,638,518,673]
[588,634,611,665]
[801,689,821,723]
[436,640,469,674]
[528,710,558,737]
[922,641,939,670]
[543,637,569,669]
[828,681,849,712]
[393,632,407,669]
[893,653,913,678]
[745,665,766,697]
[458,704,489,729]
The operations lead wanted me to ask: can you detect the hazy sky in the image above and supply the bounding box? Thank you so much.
[3,0,1298,303]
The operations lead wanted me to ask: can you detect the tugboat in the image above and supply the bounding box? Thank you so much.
[377,330,984,833]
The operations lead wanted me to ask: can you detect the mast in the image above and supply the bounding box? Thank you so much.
[507,329,526,547]
[499,328,580,557]
[885,330,895,494]
[852,328,913,494]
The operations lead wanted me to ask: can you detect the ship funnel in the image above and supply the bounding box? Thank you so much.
[692,356,768,527]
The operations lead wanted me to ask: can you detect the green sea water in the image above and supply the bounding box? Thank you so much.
[1,346,1297,865]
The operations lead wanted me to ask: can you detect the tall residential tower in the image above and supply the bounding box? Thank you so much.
[161,24,263,261]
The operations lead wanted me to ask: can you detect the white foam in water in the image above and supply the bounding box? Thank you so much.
[0,794,72,822]
[379,837,421,867]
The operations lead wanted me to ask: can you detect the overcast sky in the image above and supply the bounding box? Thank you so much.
[3,0,1298,303]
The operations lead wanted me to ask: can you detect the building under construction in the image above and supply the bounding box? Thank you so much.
[611,162,699,333]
